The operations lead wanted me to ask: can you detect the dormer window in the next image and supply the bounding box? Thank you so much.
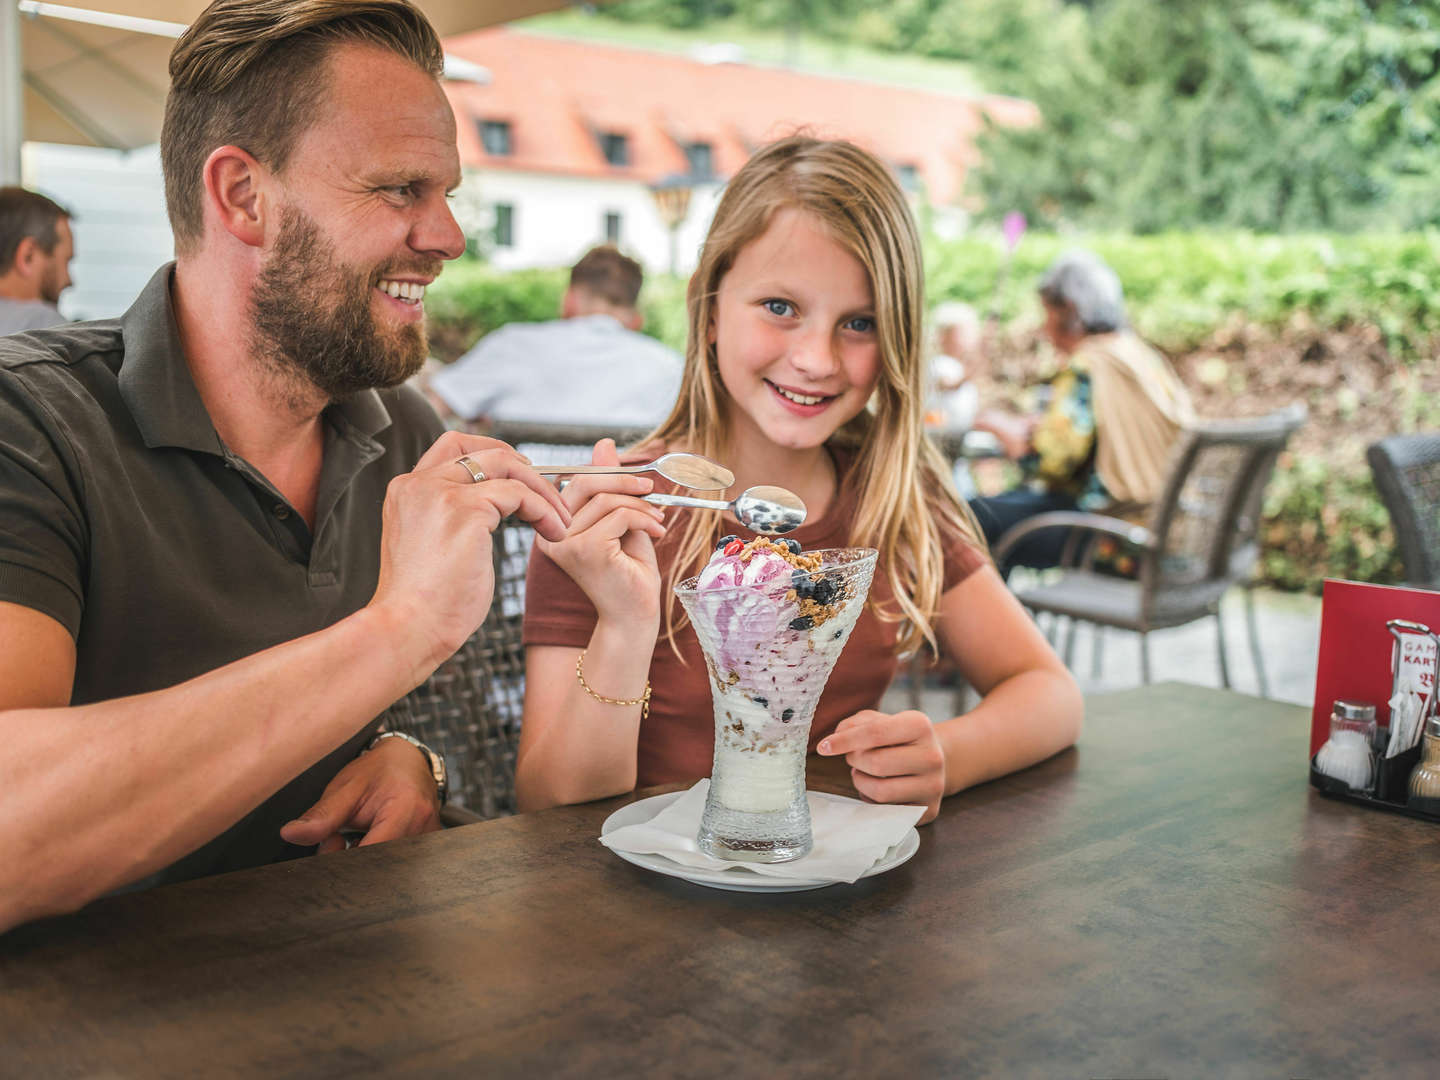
[479,120,512,156]
[599,132,629,167]
[684,141,713,179]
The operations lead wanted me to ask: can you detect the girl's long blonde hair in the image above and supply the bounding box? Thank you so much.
[642,135,985,657]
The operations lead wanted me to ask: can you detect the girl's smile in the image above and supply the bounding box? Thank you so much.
[710,207,880,452]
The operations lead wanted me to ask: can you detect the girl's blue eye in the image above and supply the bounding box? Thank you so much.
[763,299,795,317]
[845,316,876,333]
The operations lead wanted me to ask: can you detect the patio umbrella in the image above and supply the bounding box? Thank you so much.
[2,0,571,180]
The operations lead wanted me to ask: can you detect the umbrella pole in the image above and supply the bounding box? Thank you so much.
[2,1,20,185]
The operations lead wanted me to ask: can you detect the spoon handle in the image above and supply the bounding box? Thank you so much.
[642,493,727,510]
[534,463,646,476]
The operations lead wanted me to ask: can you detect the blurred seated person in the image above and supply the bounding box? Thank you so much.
[426,245,683,428]
[968,250,1194,576]
[925,301,984,434]
[0,187,74,334]
[925,301,990,498]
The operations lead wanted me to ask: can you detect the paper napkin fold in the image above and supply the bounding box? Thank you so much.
[600,780,923,884]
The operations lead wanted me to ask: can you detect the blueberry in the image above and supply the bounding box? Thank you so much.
[716,534,739,550]
[753,696,769,707]
[812,579,837,605]
[781,708,795,723]
[790,569,814,598]
[782,538,802,555]
[789,615,814,631]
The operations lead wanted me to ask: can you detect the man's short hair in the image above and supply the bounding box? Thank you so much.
[161,0,444,254]
[0,187,71,273]
[570,246,644,310]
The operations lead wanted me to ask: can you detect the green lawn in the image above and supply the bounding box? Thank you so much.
[512,9,987,96]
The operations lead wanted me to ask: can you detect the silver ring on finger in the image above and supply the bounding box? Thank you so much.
[455,455,486,484]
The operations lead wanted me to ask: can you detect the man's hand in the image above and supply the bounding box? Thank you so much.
[368,431,572,679]
[280,737,441,854]
[816,710,946,825]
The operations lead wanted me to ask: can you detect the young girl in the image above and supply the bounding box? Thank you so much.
[515,136,1081,823]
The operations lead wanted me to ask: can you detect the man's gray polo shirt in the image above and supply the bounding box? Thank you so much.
[0,264,443,887]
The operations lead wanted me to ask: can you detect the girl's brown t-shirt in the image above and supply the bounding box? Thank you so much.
[523,453,987,787]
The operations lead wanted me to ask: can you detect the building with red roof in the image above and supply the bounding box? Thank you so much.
[442,28,1036,273]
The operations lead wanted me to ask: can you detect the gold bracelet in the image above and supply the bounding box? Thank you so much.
[576,650,651,720]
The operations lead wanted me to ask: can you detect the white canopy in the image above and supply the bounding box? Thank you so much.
[3,0,571,180]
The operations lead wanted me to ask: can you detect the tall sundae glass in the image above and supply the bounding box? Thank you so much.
[674,541,878,863]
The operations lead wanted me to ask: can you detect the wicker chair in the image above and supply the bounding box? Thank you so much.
[1367,432,1440,590]
[381,517,534,824]
[992,405,1307,696]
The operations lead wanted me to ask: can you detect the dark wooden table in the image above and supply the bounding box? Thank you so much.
[5,684,1439,1079]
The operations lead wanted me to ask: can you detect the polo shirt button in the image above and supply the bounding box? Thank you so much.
[273,504,291,520]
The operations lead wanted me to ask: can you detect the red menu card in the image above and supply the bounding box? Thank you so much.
[1310,579,1440,756]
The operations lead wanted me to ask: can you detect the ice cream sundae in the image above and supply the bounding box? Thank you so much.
[675,538,878,862]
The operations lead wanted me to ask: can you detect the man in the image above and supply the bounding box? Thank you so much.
[0,186,74,333]
[0,0,647,932]
[428,245,683,428]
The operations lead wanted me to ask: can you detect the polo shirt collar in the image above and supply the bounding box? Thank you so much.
[118,262,393,452]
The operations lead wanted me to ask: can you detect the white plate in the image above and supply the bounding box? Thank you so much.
[600,790,920,893]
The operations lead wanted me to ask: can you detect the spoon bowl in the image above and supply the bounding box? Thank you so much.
[643,485,807,534]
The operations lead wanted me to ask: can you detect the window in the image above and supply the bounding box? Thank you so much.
[684,141,714,179]
[599,132,629,167]
[896,163,921,192]
[479,120,512,157]
[603,211,622,245]
[492,203,514,248]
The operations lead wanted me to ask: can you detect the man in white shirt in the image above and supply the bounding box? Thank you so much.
[0,187,74,334]
[428,245,682,428]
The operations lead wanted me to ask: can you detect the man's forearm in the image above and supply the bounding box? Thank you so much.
[0,604,427,931]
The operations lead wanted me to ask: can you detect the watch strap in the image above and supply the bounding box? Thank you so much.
[367,730,448,806]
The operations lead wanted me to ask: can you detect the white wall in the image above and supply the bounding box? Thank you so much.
[22,142,174,321]
[469,168,721,275]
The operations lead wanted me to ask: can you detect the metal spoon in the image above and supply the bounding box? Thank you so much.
[535,452,733,491]
[643,485,807,535]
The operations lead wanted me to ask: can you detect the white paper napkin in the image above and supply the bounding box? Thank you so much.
[600,779,924,883]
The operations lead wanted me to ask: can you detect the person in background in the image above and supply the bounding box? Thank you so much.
[925,300,984,435]
[426,245,683,428]
[968,250,1194,577]
[0,0,644,934]
[0,187,74,333]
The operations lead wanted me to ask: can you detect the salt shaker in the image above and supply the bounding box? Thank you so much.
[1314,700,1378,793]
[1407,716,1440,815]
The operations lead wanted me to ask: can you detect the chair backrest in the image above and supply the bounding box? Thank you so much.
[383,516,533,818]
[1139,405,1307,618]
[1367,432,1440,589]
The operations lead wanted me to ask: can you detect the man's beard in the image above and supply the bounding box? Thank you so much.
[249,206,436,402]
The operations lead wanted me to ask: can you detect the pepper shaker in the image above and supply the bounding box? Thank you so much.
[1407,716,1440,815]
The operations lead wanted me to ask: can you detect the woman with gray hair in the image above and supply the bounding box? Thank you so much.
[970,249,1194,577]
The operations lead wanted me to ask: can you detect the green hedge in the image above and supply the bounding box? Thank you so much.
[429,231,1440,357]
[922,228,1440,357]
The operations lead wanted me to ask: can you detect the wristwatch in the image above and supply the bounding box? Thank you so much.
[368,730,448,806]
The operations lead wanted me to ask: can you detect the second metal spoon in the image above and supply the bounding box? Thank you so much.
[535,451,733,491]
[643,485,807,534]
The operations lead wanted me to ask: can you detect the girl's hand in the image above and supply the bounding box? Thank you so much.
[537,439,666,628]
[816,710,946,824]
